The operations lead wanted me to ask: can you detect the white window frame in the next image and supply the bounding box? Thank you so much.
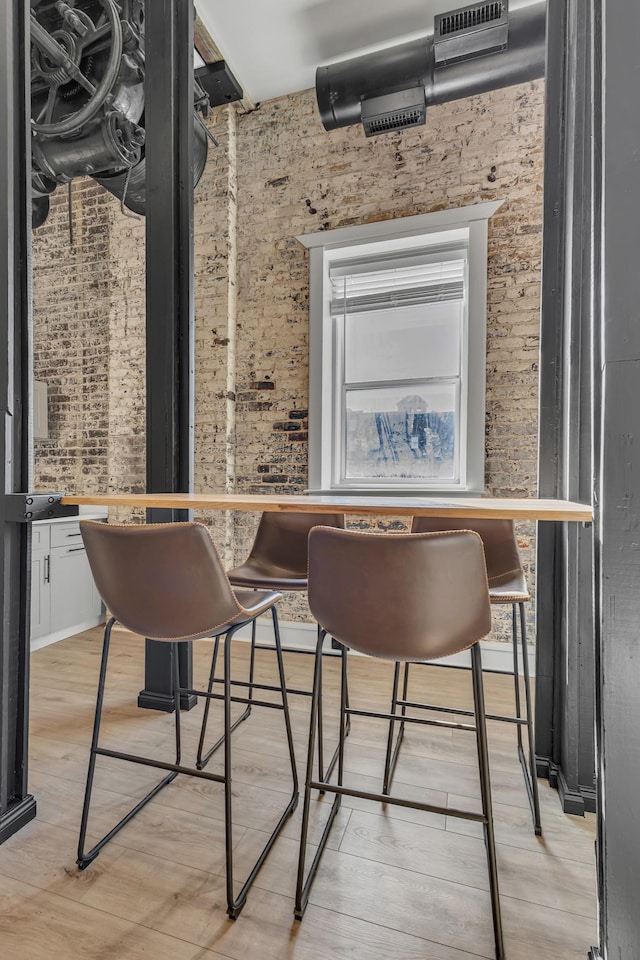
[299,201,502,495]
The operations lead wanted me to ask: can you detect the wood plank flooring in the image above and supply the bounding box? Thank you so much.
[0,626,597,960]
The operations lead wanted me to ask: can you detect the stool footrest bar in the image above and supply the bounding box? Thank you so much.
[346,706,476,732]
[95,747,226,783]
[308,780,486,823]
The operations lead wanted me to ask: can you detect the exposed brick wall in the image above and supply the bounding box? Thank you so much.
[33,79,544,640]
[105,202,145,502]
[230,85,543,502]
[228,82,544,630]
[193,104,238,556]
[33,179,112,494]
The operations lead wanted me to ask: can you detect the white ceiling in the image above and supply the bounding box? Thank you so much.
[196,0,543,104]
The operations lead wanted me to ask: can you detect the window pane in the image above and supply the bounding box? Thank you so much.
[344,301,462,384]
[344,383,457,482]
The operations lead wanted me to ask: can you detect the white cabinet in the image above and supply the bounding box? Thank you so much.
[31,522,52,643]
[31,517,105,650]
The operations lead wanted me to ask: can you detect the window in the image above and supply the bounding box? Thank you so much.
[300,202,501,494]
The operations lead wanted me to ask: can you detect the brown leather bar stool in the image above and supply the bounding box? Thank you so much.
[295,527,504,960]
[196,511,346,777]
[77,520,298,920]
[385,516,541,836]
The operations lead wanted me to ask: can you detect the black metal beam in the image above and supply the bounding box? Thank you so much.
[0,0,36,842]
[534,0,566,789]
[596,0,640,952]
[535,0,596,816]
[138,0,196,712]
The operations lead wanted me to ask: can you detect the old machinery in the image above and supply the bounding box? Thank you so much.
[30,0,210,226]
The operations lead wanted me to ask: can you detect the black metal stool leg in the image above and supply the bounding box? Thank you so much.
[197,619,257,770]
[519,602,542,836]
[471,643,505,960]
[223,627,236,916]
[320,639,351,785]
[272,605,299,798]
[196,636,220,768]
[172,643,182,765]
[295,629,342,919]
[511,605,524,755]
[383,661,410,793]
[77,618,114,868]
[224,618,299,920]
[316,626,325,789]
[77,619,179,869]
[338,643,348,789]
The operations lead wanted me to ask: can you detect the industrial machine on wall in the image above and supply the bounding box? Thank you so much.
[30,0,240,227]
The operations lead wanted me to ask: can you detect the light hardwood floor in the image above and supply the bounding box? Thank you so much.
[0,626,597,960]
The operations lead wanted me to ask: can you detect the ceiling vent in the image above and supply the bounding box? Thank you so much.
[434,1,509,65]
[361,88,426,137]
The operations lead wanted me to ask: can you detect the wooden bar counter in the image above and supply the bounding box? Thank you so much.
[62,491,593,523]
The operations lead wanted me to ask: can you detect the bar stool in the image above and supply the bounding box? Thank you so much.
[386,517,540,836]
[295,527,505,960]
[196,511,346,778]
[77,520,298,919]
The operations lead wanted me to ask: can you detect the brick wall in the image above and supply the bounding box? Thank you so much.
[33,179,112,493]
[33,78,544,639]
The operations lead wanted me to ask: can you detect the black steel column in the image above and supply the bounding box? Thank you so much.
[595,0,640,953]
[535,0,596,815]
[0,0,36,841]
[138,0,196,712]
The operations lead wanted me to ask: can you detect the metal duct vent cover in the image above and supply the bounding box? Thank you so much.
[434,1,509,65]
[361,88,426,137]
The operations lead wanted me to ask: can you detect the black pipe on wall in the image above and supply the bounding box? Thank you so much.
[316,1,546,131]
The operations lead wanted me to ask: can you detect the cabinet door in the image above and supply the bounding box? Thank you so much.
[30,553,51,641]
[49,544,101,634]
[31,522,51,642]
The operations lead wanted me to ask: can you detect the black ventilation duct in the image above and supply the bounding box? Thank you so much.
[316,0,546,136]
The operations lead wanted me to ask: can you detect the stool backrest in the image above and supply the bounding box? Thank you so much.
[81,521,242,641]
[411,516,522,583]
[308,527,491,662]
[246,511,345,577]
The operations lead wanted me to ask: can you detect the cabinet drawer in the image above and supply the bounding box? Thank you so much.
[50,520,84,549]
[32,523,50,554]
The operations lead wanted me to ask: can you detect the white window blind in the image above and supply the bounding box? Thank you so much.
[330,248,467,315]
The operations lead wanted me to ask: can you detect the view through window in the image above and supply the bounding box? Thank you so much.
[333,251,465,485]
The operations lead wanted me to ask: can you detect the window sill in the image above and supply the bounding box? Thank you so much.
[305,488,487,498]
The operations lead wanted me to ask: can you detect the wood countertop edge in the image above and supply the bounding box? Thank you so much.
[61,494,593,522]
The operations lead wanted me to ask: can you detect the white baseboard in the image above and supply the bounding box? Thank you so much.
[234,617,536,676]
[29,615,534,676]
[30,615,105,653]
